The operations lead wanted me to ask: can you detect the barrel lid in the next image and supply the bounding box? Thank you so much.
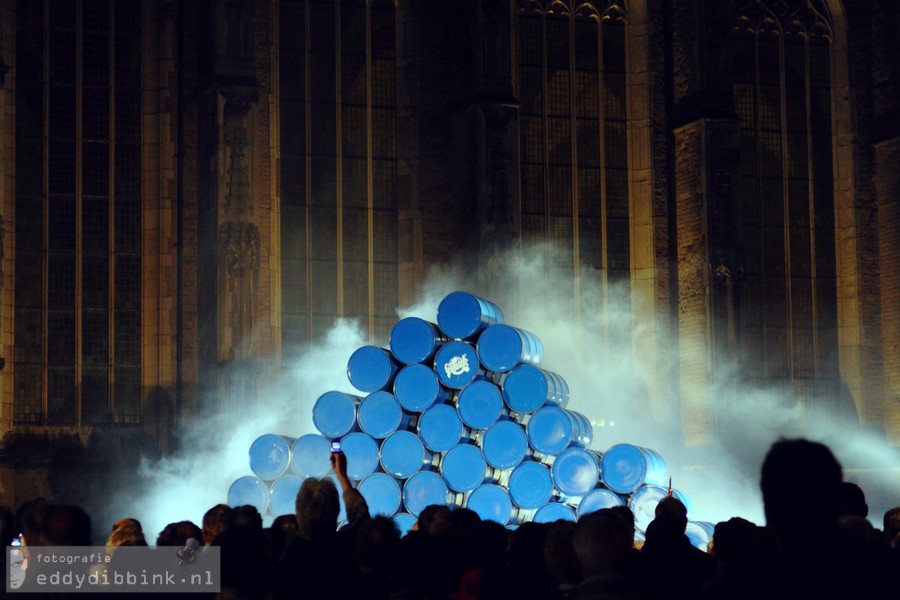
[249,434,293,480]
[290,434,332,478]
[394,364,443,412]
[482,421,528,470]
[533,502,576,523]
[526,406,574,455]
[477,324,528,373]
[347,346,397,393]
[466,484,513,525]
[576,488,625,518]
[502,365,549,413]
[600,444,649,494]
[379,430,426,479]
[441,444,487,493]
[551,447,600,497]
[227,476,269,514]
[268,475,304,517]
[508,461,553,509]
[402,471,448,517]
[390,317,441,365]
[312,391,358,439]
[358,473,402,517]
[341,432,380,481]
[358,391,404,439]
[418,404,463,453]
[434,341,480,389]
[457,381,503,429]
[437,291,502,340]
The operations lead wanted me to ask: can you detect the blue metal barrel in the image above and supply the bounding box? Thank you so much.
[629,485,691,534]
[441,444,489,493]
[347,346,399,393]
[457,380,504,429]
[358,391,409,439]
[290,434,332,478]
[476,324,544,373]
[248,434,295,481]
[508,461,553,509]
[358,473,402,517]
[532,502,576,524]
[481,420,528,470]
[436,291,504,340]
[551,447,601,498]
[434,341,484,389]
[599,444,669,495]
[393,512,417,537]
[312,391,361,439]
[227,476,269,514]
[341,432,380,481]
[526,406,593,455]
[502,365,569,414]
[466,484,515,526]
[379,430,432,479]
[418,403,466,453]
[268,475,304,517]
[402,471,452,517]
[686,521,716,551]
[393,364,447,412]
[389,317,445,365]
[576,488,626,519]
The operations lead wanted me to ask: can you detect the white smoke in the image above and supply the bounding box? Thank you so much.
[113,241,899,538]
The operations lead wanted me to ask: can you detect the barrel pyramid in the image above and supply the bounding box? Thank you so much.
[226,291,711,546]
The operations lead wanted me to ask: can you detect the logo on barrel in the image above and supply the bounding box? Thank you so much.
[444,354,471,378]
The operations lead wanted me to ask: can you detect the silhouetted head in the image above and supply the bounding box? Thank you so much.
[449,507,481,537]
[760,438,842,544]
[839,481,868,518]
[106,524,147,548]
[202,504,235,545]
[295,477,340,541]
[573,508,634,578]
[23,504,92,546]
[354,515,401,574]
[418,504,453,537]
[233,505,264,530]
[710,517,759,563]
[156,520,202,547]
[655,496,688,532]
[883,506,900,544]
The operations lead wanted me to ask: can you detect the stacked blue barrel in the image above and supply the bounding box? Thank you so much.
[226,291,709,545]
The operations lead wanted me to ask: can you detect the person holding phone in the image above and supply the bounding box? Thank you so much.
[272,440,371,599]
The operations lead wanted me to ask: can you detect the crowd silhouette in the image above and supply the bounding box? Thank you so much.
[3,438,898,599]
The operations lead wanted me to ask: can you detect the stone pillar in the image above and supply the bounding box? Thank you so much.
[471,0,518,299]
[141,0,180,448]
[671,0,739,447]
[195,0,276,411]
[873,0,900,444]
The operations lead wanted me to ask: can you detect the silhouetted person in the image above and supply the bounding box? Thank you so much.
[544,520,579,599]
[215,523,270,599]
[839,481,868,518]
[506,522,553,600]
[703,517,775,600]
[884,506,900,549]
[571,508,649,600]
[156,520,202,547]
[759,437,887,599]
[348,515,402,599]
[273,450,369,599]
[636,497,715,599]
[453,519,509,600]
[201,503,234,546]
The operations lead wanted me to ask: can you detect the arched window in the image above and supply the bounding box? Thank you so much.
[515,1,629,306]
[731,0,839,404]
[13,0,143,425]
[279,0,399,353]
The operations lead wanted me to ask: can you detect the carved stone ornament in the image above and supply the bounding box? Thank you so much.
[218,221,261,278]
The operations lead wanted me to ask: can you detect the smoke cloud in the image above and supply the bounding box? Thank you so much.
[109,242,899,538]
